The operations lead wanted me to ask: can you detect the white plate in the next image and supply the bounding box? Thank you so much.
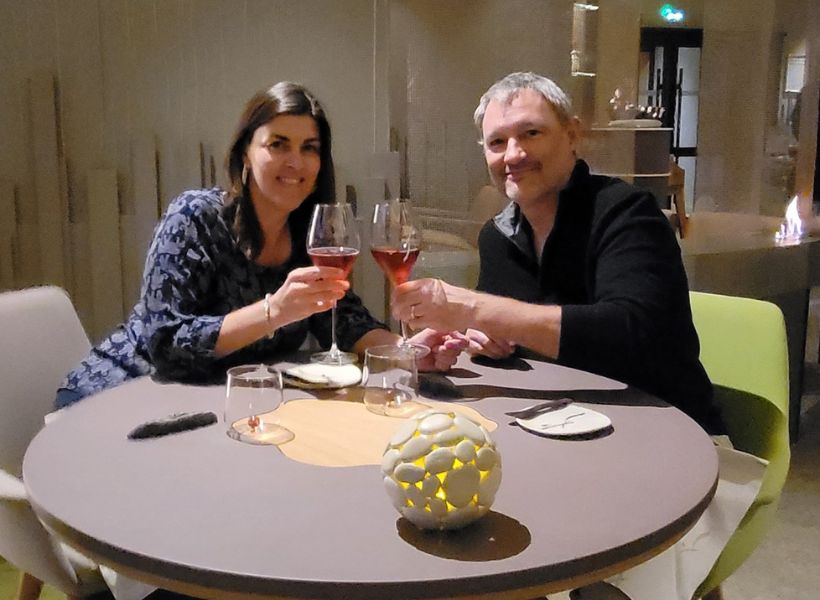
[516,405,611,437]
[283,363,362,389]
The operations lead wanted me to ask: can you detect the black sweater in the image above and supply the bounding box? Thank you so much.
[477,160,721,432]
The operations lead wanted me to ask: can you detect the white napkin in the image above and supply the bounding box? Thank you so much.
[605,445,767,600]
[284,363,362,387]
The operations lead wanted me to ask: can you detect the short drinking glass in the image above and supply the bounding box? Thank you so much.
[362,345,427,418]
[225,365,294,445]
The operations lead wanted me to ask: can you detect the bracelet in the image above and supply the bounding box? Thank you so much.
[263,293,276,339]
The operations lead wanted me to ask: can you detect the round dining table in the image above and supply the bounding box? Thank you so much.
[23,354,718,600]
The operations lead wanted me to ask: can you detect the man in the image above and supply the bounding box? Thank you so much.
[393,71,721,433]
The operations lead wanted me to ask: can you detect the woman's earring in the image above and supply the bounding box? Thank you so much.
[241,164,249,186]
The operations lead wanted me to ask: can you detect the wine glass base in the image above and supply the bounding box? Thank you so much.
[310,350,358,365]
[365,398,429,418]
[227,422,295,446]
[400,342,430,358]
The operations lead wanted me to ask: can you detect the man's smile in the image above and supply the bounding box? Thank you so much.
[505,164,539,181]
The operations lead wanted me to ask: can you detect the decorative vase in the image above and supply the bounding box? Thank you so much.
[381,410,502,530]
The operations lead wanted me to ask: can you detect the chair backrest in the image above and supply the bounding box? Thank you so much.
[0,286,90,476]
[689,291,791,594]
[690,291,787,405]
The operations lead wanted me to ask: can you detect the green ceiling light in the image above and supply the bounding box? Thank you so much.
[660,4,685,23]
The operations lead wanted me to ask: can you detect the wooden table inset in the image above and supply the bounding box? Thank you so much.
[24,354,718,599]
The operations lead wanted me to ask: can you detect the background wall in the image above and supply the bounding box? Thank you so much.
[594,0,640,127]
[0,0,580,339]
[395,0,572,215]
[696,0,776,214]
[0,0,816,342]
[0,0,383,339]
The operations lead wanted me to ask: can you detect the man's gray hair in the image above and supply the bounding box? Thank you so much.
[473,72,573,132]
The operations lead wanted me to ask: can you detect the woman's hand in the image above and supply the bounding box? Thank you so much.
[464,328,515,359]
[267,266,349,328]
[410,329,468,372]
[214,266,349,358]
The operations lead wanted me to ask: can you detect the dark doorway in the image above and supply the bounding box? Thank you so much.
[639,27,703,210]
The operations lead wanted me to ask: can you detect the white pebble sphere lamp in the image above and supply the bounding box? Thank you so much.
[381,410,502,530]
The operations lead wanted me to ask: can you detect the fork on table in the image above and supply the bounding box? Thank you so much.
[504,398,573,420]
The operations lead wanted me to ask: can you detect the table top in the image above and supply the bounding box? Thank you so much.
[24,354,718,599]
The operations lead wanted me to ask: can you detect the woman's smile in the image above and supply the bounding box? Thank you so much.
[246,114,322,214]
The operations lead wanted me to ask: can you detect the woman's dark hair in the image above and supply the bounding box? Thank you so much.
[224,81,335,260]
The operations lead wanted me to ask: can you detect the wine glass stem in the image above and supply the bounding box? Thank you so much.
[400,319,410,345]
[329,303,341,361]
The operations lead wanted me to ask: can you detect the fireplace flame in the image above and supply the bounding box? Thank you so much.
[775,196,804,244]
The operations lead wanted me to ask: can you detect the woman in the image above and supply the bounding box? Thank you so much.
[57,82,463,408]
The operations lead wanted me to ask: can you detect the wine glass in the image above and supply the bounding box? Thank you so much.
[225,364,294,445]
[370,200,429,357]
[307,203,360,365]
[362,344,427,417]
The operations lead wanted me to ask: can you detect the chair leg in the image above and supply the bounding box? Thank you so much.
[16,572,43,600]
[702,586,723,600]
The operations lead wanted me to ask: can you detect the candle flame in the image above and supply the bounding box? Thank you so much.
[775,196,804,244]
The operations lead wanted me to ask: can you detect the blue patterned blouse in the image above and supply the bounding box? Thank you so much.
[57,188,385,407]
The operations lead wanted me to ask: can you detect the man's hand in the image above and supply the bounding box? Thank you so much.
[464,328,515,359]
[410,329,468,372]
[392,278,476,332]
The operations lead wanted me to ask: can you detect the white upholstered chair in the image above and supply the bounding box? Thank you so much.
[0,286,105,599]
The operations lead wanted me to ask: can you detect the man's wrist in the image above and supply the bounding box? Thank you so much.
[458,288,482,332]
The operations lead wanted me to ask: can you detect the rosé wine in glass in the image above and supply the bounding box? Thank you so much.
[370,246,419,286]
[308,246,359,278]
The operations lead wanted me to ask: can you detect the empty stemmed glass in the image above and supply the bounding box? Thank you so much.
[225,364,294,445]
[362,344,427,417]
[307,203,360,365]
[370,200,429,357]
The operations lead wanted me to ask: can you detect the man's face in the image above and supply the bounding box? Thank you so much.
[481,89,579,210]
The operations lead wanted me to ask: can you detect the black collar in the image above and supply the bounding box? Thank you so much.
[491,159,591,258]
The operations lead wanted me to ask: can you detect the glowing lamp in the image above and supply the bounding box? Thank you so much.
[381,410,502,530]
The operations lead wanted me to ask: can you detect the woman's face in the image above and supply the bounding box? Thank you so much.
[245,114,322,214]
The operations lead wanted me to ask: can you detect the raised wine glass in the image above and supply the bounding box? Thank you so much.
[370,200,429,357]
[307,203,360,365]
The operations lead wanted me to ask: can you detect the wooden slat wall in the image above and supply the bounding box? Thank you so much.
[2,0,577,337]
[87,169,124,337]
[0,180,15,290]
[122,133,160,311]
[28,74,67,289]
[0,0,382,341]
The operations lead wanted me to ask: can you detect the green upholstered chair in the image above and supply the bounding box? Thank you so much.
[689,292,791,599]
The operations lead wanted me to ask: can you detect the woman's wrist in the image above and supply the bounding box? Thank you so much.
[263,293,277,339]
